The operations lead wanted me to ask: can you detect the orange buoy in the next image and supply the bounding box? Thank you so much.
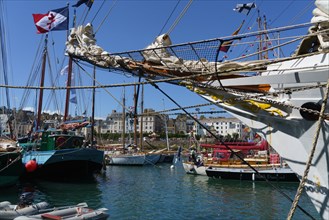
[25,160,37,172]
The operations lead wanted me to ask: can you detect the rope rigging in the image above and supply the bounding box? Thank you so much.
[2,50,329,120]
[94,0,118,35]
[158,0,182,36]
[167,0,193,35]
[287,78,329,219]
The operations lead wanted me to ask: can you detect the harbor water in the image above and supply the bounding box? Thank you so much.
[0,162,321,219]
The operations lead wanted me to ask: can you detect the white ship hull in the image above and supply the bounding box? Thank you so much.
[200,53,329,218]
[182,161,207,175]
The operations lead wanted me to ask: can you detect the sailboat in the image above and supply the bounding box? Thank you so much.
[0,0,24,187]
[105,87,160,166]
[17,7,104,179]
[183,138,298,182]
[66,0,329,218]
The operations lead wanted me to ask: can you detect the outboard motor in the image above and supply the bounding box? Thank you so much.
[18,192,34,207]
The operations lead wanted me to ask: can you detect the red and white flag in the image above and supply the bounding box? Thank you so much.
[32,6,68,34]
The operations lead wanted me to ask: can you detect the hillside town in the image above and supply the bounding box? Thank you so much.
[0,106,247,144]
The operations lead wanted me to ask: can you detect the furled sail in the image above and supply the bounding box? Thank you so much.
[66,24,268,82]
[66,1,329,80]
[311,0,329,51]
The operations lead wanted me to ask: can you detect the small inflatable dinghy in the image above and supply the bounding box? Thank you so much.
[0,192,49,220]
[14,205,109,220]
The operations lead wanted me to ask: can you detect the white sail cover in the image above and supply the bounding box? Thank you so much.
[311,0,329,51]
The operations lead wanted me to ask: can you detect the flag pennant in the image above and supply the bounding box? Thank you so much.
[69,72,77,104]
[60,65,77,104]
[70,96,78,104]
[219,20,245,53]
[233,3,256,15]
[72,0,94,8]
[33,6,69,34]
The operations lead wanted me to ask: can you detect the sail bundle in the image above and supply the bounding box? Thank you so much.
[66,23,269,82]
[311,0,329,52]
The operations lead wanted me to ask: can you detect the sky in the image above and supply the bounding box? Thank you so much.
[0,0,314,120]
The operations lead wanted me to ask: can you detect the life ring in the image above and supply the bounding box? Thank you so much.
[56,136,66,148]
[72,138,82,147]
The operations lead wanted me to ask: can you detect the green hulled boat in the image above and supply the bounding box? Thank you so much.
[18,127,105,180]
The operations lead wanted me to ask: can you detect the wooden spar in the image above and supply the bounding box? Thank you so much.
[36,35,48,130]
[263,15,269,59]
[63,2,74,122]
[257,10,263,60]
[91,66,96,148]
[63,57,73,122]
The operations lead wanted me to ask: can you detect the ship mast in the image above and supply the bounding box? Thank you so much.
[63,4,75,122]
[139,84,144,152]
[122,88,126,151]
[133,84,137,147]
[90,66,96,148]
[257,10,263,60]
[63,57,73,122]
[36,35,48,130]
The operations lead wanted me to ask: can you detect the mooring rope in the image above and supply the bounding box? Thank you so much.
[0,153,21,173]
[287,78,329,220]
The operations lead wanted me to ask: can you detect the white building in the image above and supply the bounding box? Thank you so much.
[0,114,9,135]
[199,117,242,138]
[101,109,163,134]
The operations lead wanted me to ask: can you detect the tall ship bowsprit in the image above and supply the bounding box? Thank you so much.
[65,0,329,219]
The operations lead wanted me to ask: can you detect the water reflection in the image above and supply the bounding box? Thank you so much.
[0,175,103,209]
[0,163,321,220]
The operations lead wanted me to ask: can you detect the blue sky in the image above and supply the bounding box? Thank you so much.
[1,0,313,119]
